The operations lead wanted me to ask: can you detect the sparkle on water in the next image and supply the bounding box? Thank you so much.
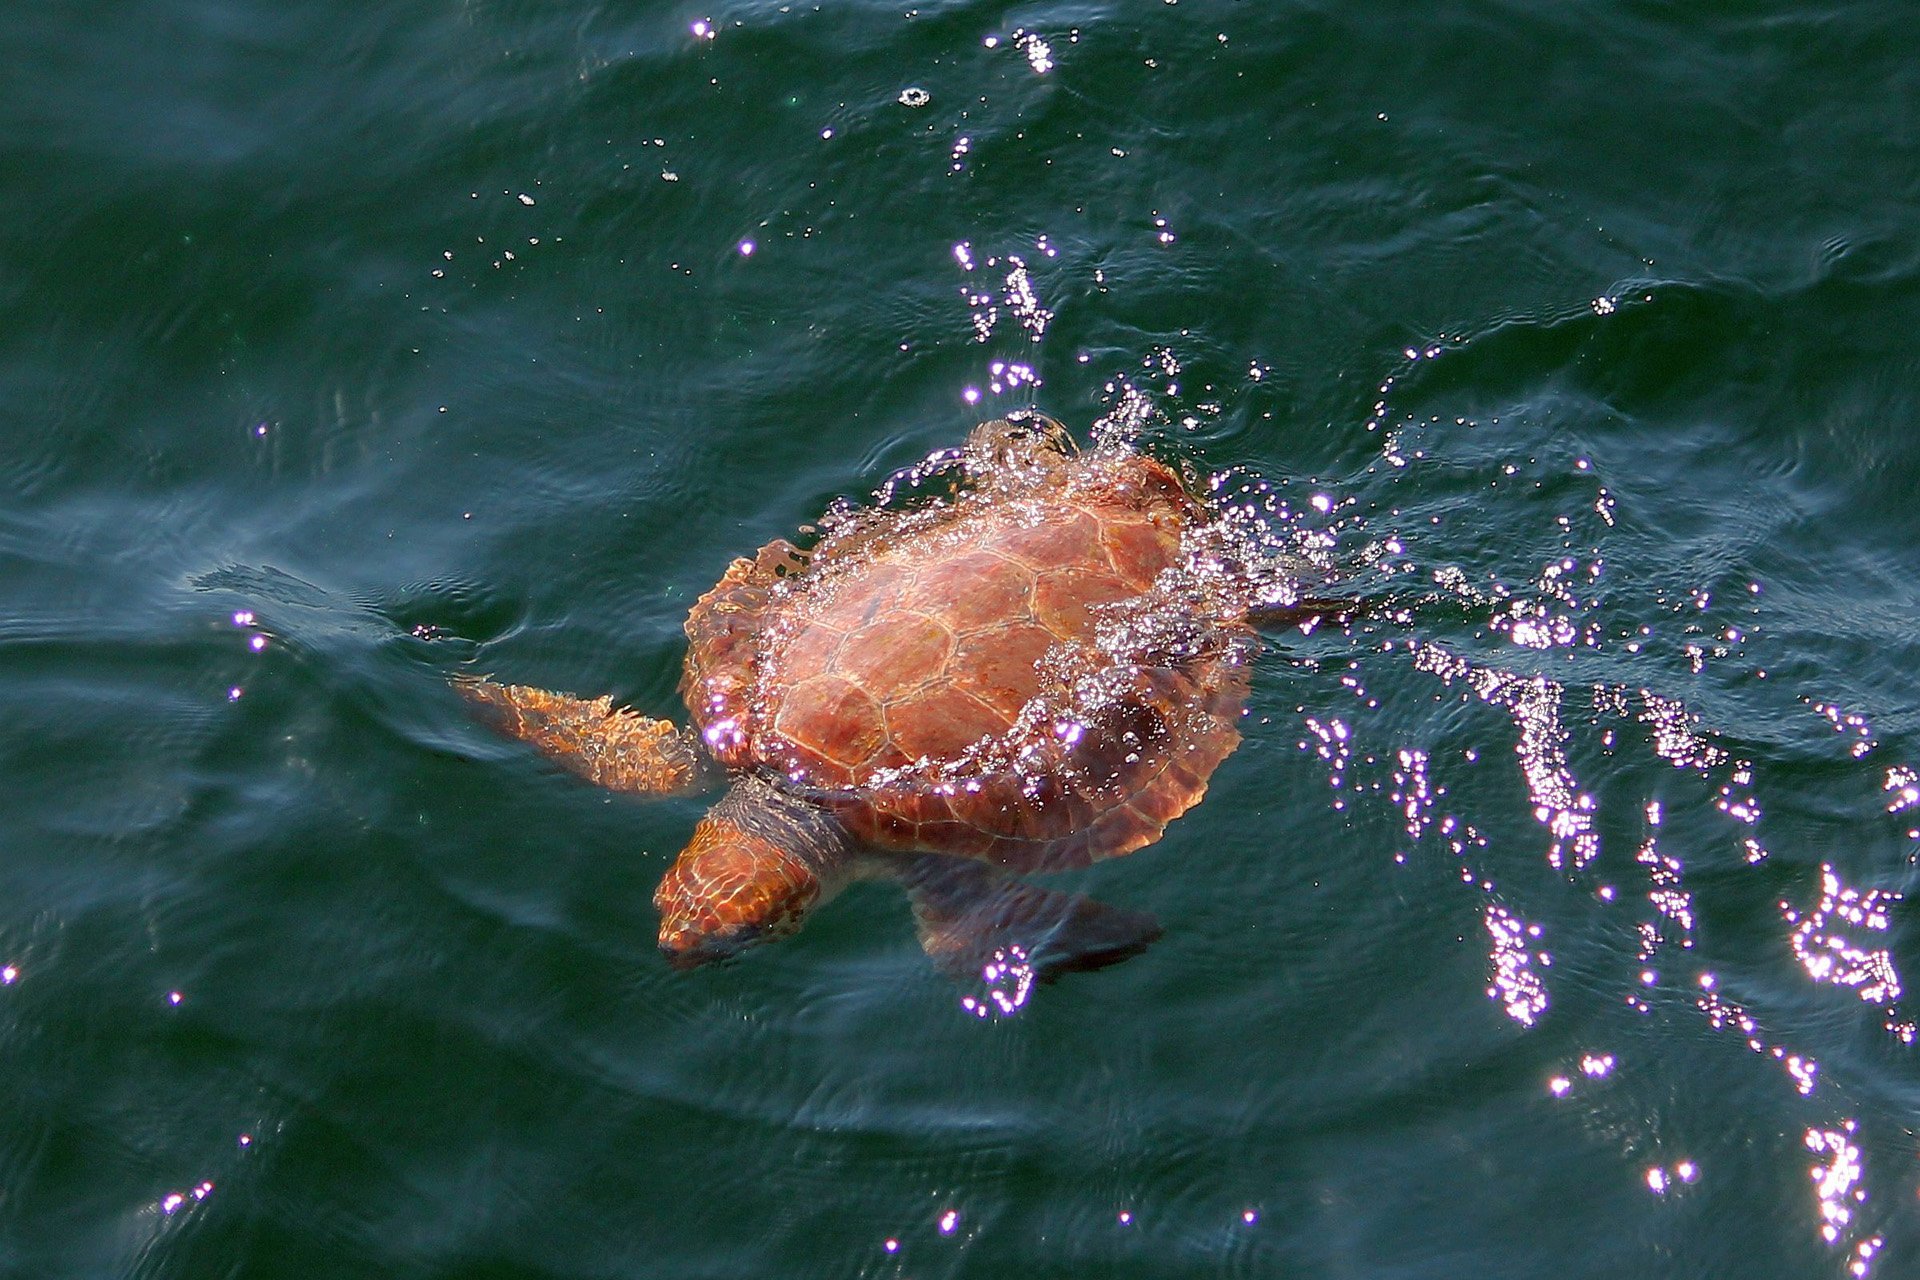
[6,0,1913,1273]
[201,188,1909,1273]
[959,946,1037,1020]
[146,24,1914,1268]
[755,293,1911,1266]
[846,219,1920,1265]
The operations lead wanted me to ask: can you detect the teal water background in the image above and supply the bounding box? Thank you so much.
[5,2,1920,1276]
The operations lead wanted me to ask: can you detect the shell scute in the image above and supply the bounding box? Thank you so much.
[947,621,1058,719]
[712,441,1254,871]
[822,560,913,629]
[771,674,888,776]
[907,818,1000,859]
[1084,803,1165,858]
[910,551,1036,633]
[775,618,847,683]
[947,770,1091,845]
[1032,566,1132,639]
[883,684,1011,763]
[835,612,955,698]
[1099,515,1183,591]
[990,506,1103,572]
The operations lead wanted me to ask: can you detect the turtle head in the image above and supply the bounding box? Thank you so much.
[653,779,846,969]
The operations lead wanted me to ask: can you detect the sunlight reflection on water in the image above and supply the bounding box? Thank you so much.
[902,201,1920,1264]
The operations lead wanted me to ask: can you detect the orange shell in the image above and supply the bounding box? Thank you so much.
[680,451,1250,871]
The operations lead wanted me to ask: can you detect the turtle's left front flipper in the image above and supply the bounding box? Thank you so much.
[456,677,716,796]
[898,856,1162,985]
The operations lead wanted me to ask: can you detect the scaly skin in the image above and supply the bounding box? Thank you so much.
[654,776,853,966]
[456,677,711,795]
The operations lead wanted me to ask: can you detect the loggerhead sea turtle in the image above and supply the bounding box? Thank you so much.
[459,414,1343,983]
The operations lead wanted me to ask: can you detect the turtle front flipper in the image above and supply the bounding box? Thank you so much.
[457,677,715,796]
[897,856,1162,985]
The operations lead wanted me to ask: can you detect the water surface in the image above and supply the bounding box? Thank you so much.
[4,2,1919,1277]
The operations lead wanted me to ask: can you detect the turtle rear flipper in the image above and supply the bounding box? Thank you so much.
[456,677,715,796]
[1247,596,1360,631]
[898,856,1162,984]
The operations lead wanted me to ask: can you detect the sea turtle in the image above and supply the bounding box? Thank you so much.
[459,414,1341,983]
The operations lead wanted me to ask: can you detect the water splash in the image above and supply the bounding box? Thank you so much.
[959,946,1036,1019]
[1634,801,1695,958]
[951,241,1053,352]
[765,238,1908,1258]
[1485,904,1550,1026]
[1785,867,1908,1038]
[1411,644,1599,870]
[1193,339,1918,1274]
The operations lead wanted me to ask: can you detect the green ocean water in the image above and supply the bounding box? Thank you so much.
[5,1,1920,1276]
